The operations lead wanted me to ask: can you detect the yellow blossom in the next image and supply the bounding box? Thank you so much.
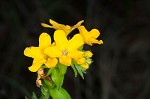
[41,19,84,35]
[24,33,58,72]
[78,26,103,46]
[44,30,84,66]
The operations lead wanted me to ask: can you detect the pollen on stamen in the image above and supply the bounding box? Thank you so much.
[62,50,68,56]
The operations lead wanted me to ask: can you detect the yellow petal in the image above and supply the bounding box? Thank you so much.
[98,40,103,44]
[59,56,71,66]
[72,20,84,30]
[39,33,51,49]
[51,42,56,46]
[78,26,88,36]
[28,64,41,72]
[49,19,64,29]
[45,58,58,68]
[63,25,71,35]
[49,19,60,26]
[24,47,44,59]
[77,57,85,65]
[41,23,52,28]
[44,46,61,57]
[70,20,84,34]
[54,30,68,50]
[89,39,103,45]
[84,51,93,57]
[28,59,46,72]
[68,50,84,59]
[67,34,84,52]
[89,29,100,38]
[81,63,89,69]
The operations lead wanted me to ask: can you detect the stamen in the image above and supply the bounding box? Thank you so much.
[62,50,68,56]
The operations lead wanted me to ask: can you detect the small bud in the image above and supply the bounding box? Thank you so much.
[84,51,93,57]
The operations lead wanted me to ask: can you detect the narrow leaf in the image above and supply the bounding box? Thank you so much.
[74,63,85,79]
[71,64,77,77]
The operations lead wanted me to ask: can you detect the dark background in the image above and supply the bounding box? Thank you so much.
[0,0,150,99]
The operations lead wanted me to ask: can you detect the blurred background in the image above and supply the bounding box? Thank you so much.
[0,0,150,99]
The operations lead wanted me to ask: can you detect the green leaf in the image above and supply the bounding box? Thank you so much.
[51,68,64,88]
[32,92,37,99]
[49,87,71,99]
[71,64,77,77]
[58,63,67,75]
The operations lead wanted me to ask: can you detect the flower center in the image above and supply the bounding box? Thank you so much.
[62,50,68,56]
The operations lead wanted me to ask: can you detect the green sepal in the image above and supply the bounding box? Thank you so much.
[49,87,71,99]
[41,64,47,68]
[78,45,83,51]
[32,92,37,99]
[73,62,86,79]
[71,63,77,77]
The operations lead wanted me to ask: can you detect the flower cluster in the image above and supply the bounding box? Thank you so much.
[24,19,103,73]
[24,19,103,99]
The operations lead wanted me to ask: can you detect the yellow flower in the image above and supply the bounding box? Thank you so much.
[44,30,84,66]
[24,33,58,72]
[41,19,84,35]
[78,26,103,46]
